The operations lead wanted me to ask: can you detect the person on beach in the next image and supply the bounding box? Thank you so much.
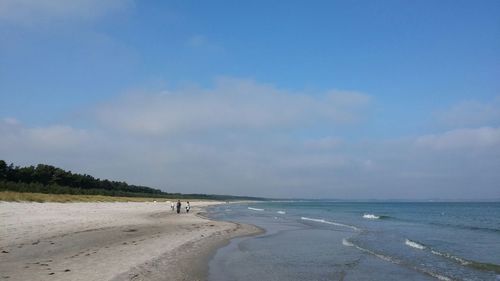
[170,202,175,211]
[176,200,181,214]
[186,201,190,213]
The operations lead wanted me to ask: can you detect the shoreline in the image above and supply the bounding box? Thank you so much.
[0,201,262,281]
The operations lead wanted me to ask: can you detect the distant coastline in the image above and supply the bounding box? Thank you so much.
[0,160,266,201]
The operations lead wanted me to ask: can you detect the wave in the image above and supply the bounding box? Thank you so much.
[465,225,500,233]
[247,207,264,211]
[430,249,469,266]
[430,249,500,273]
[405,238,500,274]
[362,214,380,219]
[277,211,286,214]
[422,270,453,281]
[359,213,500,234]
[376,216,500,234]
[343,238,453,281]
[342,238,354,247]
[362,213,391,220]
[301,217,359,231]
[429,222,500,234]
[342,238,400,263]
[467,261,500,274]
[405,239,426,250]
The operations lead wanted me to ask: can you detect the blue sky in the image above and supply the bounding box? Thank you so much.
[1,0,499,199]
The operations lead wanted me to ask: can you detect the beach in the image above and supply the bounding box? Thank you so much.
[0,201,261,281]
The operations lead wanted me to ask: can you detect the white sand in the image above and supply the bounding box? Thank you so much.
[0,201,260,281]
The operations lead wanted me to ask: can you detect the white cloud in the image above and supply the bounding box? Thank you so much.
[2,117,20,125]
[415,127,500,149]
[0,0,133,26]
[437,97,500,128]
[304,137,343,149]
[2,115,500,199]
[94,77,371,136]
[0,118,91,152]
[0,79,373,197]
[2,81,499,200]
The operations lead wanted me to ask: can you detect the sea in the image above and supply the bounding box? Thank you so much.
[206,201,500,281]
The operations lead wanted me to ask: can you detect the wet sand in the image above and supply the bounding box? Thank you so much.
[0,201,261,281]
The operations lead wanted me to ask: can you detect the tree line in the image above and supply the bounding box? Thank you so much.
[0,160,264,201]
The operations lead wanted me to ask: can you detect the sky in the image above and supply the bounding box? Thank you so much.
[0,0,499,199]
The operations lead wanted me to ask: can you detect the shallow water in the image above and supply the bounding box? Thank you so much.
[207,202,500,281]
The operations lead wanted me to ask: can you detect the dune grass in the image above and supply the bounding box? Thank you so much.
[0,191,176,203]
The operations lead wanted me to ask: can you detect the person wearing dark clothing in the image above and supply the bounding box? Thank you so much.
[176,200,181,214]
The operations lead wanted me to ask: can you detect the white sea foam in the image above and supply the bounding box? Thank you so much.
[248,207,264,211]
[301,217,359,231]
[405,239,426,250]
[277,211,286,214]
[420,269,453,281]
[404,238,473,267]
[362,213,380,219]
[342,238,354,247]
[431,249,470,265]
[345,240,396,263]
[406,239,473,267]
[346,238,453,281]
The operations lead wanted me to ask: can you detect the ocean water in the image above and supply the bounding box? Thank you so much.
[206,202,500,281]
